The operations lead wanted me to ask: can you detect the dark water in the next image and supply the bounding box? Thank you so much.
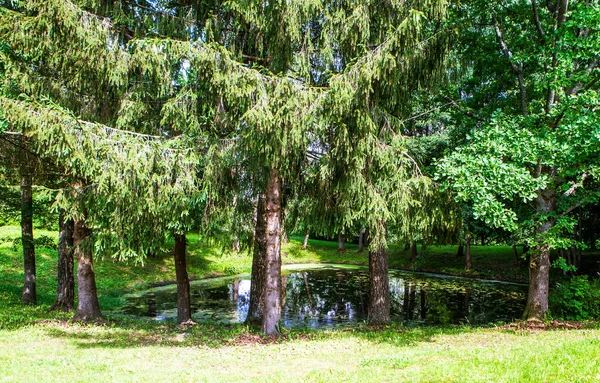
[113,265,527,328]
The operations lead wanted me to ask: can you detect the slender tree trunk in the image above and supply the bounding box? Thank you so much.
[232,236,240,253]
[512,244,519,265]
[523,192,555,320]
[52,211,74,311]
[368,222,390,325]
[174,233,192,324]
[281,213,289,244]
[337,232,345,252]
[246,195,267,326]
[357,228,365,253]
[72,219,103,321]
[301,229,309,250]
[262,168,283,335]
[20,169,36,304]
[465,234,472,271]
[456,243,464,257]
[410,241,417,268]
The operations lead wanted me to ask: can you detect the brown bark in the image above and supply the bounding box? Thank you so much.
[465,234,472,271]
[174,233,192,324]
[357,229,365,253]
[410,241,417,268]
[20,170,36,305]
[262,168,283,335]
[301,229,309,250]
[337,232,345,252]
[523,192,555,320]
[232,236,240,253]
[52,211,74,311]
[246,195,267,326]
[72,219,103,321]
[368,223,390,325]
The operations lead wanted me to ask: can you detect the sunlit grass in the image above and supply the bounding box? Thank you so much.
[0,320,599,382]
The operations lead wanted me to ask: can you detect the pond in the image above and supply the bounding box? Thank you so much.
[112,264,527,328]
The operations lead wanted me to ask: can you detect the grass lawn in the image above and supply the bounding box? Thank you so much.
[1,225,599,382]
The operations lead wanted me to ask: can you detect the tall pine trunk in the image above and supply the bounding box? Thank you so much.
[72,218,103,321]
[368,222,390,325]
[52,211,74,311]
[262,168,282,335]
[246,195,267,326]
[523,191,555,320]
[337,232,345,252]
[465,234,472,271]
[174,233,192,324]
[301,229,309,250]
[20,168,36,304]
[357,228,365,253]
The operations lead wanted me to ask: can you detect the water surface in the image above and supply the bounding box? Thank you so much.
[113,264,527,328]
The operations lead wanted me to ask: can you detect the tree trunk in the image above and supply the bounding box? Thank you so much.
[512,244,519,265]
[280,208,288,244]
[246,195,267,326]
[20,170,36,305]
[337,232,345,252]
[410,241,417,268]
[52,211,74,311]
[357,228,365,253]
[456,243,464,257]
[301,229,309,250]
[262,168,283,335]
[368,223,390,325]
[523,192,555,321]
[232,236,240,253]
[72,219,103,321]
[465,234,472,271]
[174,233,192,324]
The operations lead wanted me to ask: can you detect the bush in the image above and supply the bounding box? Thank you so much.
[35,235,58,250]
[1,234,58,251]
[550,276,600,320]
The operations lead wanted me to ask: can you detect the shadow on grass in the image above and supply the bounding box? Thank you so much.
[35,314,486,351]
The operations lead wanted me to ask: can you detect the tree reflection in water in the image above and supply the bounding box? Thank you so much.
[116,266,527,328]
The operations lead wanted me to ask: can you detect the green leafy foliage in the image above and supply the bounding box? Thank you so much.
[550,276,600,320]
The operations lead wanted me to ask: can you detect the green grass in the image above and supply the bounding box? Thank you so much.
[2,225,600,382]
[1,320,599,382]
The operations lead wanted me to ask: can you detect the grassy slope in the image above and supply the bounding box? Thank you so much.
[2,226,599,382]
